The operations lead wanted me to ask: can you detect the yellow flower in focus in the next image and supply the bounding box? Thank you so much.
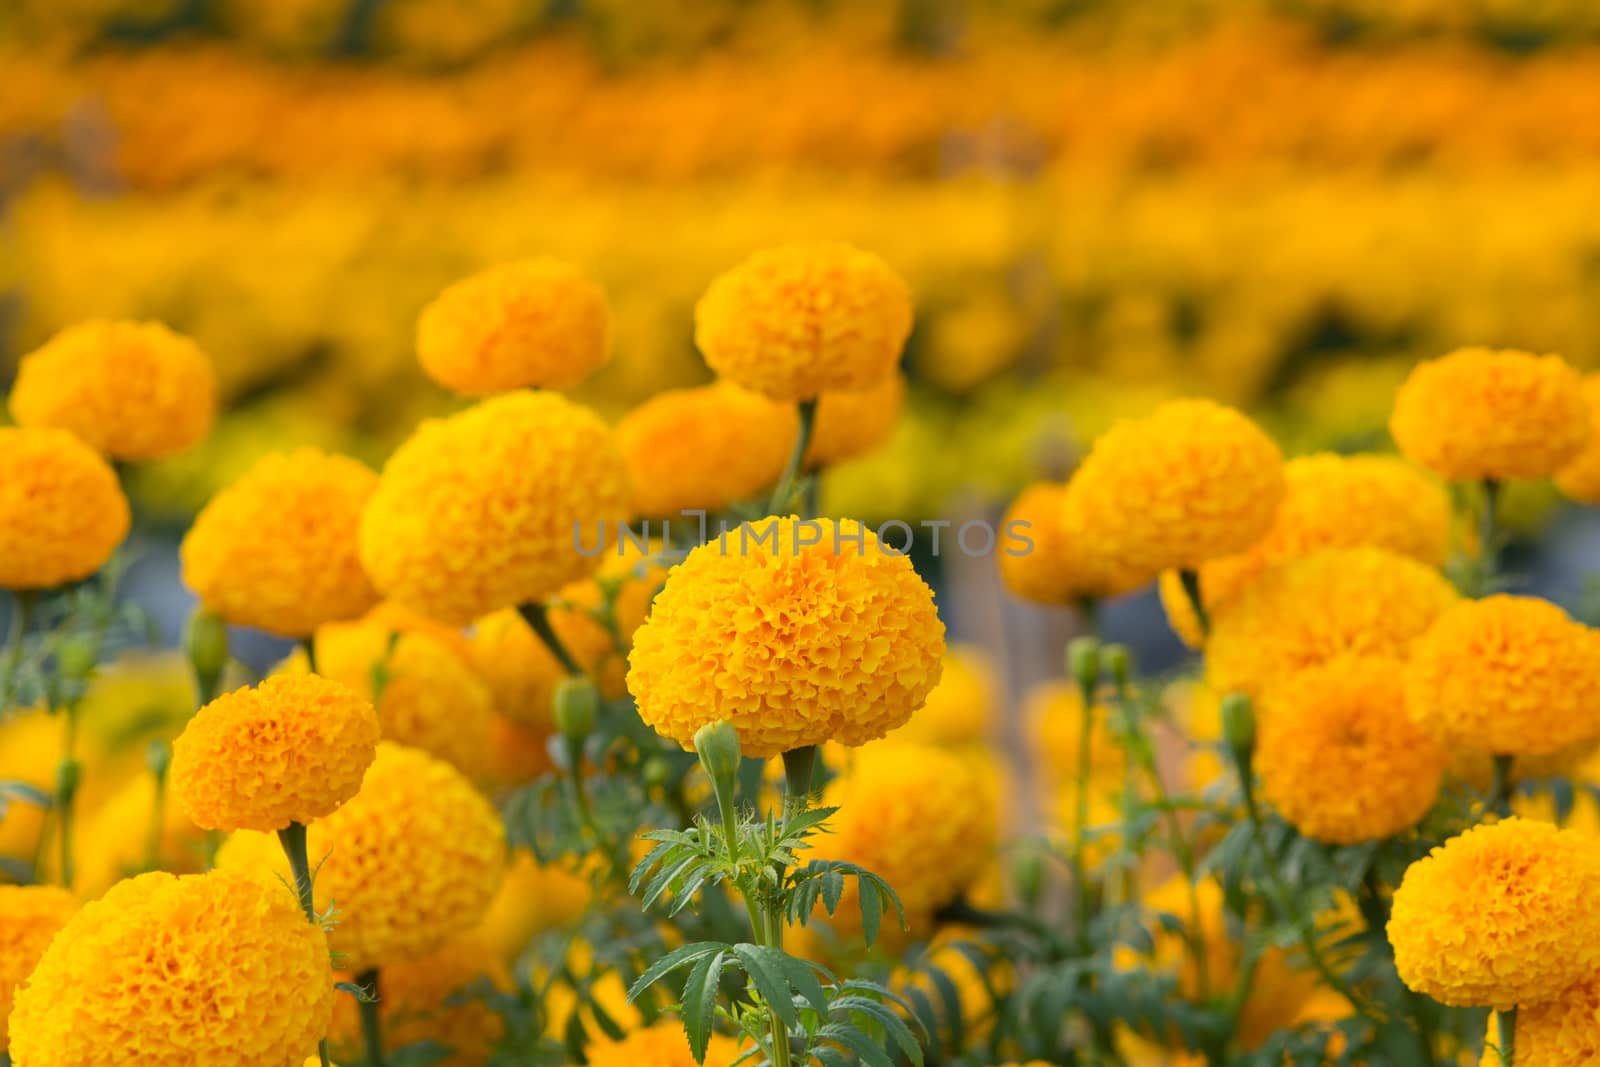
[217,742,505,971]
[1257,656,1445,844]
[10,320,215,461]
[1404,595,1600,757]
[8,870,334,1067]
[1063,399,1286,578]
[181,448,381,638]
[1389,817,1600,1009]
[359,390,631,625]
[171,673,380,832]
[0,885,76,1050]
[585,1021,746,1067]
[1483,976,1600,1065]
[1390,347,1589,481]
[416,259,611,395]
[999,482,1147,604]
[1206,547,1458,699]
[0,427,129,590]
[805,373,907,470]
[331,936,510,1067]
[1556,374,1600,504]
[628,517,944,757]
[887,644,996,748]
[694,242,913,402]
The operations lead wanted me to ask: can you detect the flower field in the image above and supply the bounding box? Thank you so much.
[6,3,1600,1066]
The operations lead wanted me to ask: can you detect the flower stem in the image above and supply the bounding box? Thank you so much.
[1178,569,1209,637]
[1069,674,1097,951]
[517,601,583,677]
[1498,1008,1516,1066]
[275,822,333,1067]
[1479,478,1502,584]
[55,707,80,890]
[144,756,169,871]
[1489,754,1516,818]
[768,399,820,515]
[357,969,386,1067]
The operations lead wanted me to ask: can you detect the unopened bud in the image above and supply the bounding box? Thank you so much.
[56,636,98,684]
[694,720,743,787]
[1221,692,1256,771]
[553,677,599,741]
[56,756,80,800]
[1013,847,1045,908]
[1101,644,1132,689]
[1068,637,1101,696]
[184,611,229,701]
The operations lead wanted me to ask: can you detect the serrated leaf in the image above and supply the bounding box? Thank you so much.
[858,877,882,947]
[628,942,728,1002]
[681,948,726,1064]
[334,980,376,1003]
[641,854,704,911]
[812,1046,850,1067]
[830,996,923,1067]
[630,841,676,893]
[816,1022,895,1067]
[731,943,801,1031]
[778,954,830,1017]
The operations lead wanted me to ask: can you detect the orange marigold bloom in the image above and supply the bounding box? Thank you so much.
[1404,595,1600,757]
[1483,976,1600,1065]
[9,320,216,461]
[1391,347,1589,481]
[999,482,1147,604]
[626,517,945,757]
[181,447,380,637]
[1556,373,1600,504]
[330,936,509,1067]
[805,373,906,469]
[0,427,129,590]
[585,1021,747,1067]
[695,242,913,402]
[887,644,996,748]
[171,673,380,832]
[360,390,631,625]
[416,259,611,394]
[0,885,76,1050]
[1257,656,1445,844]
[1389,818,1600,1009]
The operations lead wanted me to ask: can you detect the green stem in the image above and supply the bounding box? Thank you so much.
[768,399,820,514]
[517,602,583,677]
[55,706,80,890]
[357,969,386,1067]
[1498,1007,1516,1066]
[760,902,796,1067]
[275,822,333,1067]
[1178,569,1209,638]
[781,745,818,804]
[1489,754,1515,818]
[144,763,168,871]
[300,636,318,675]
[1,591,35,694]
[1070,677,1096,951]
[1479,478,1502,587]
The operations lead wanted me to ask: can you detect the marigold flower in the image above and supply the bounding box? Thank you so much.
[1482,975,1600,1065]
[1391,347,1589,481]
[75,773,208,898]
[8,870,334,1066]
[0,427,129,590]
[1206,547,1458,699]
[476,850,591,962]
[805,372,906,469]
[999,482,1147,604]
[1404,595,1600,757]
[1157,453,1454,647]
[695,242,913,402]
[1557,373,1600,504]
[181,447,380,637]
[217,742,505,971]
[585,1021,746,1067]
[887,644,996,748]
[1026,680,1125,787]
[1062,399,1285,578]
[360,390,631,625]
[1257,656,1445,844]
[0,885,76,1050]
[9,320,216,460]
[171,673,380,832]
[416,258,611,394]
[627,516,945,757]
[1389,817,1600,1009]
[330,935,509,1066]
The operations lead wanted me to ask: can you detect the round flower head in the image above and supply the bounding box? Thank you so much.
[694,242,913,402]
[416,258,611,394]
[1157,453,1454,647]
[8,869,334,1066]
[9,320,216,460]
[0,427,129,590]
[171,673,380,832]
[217,742,505,972]
[0,886,76,1050]
[1257,656,1446,844]
[626,516,945,758]
[804,373,906,469]
[1389,817,1600,1009]
[1390,347,1589,481]
[1062,399,1286,577]
[181,448,380,637]
[1404,595,1600,757]
[330,936,509,1066]
[616,381,797,517]
[1206,546,1459,699]
[999,482,1148,604]
[1557,373,1600,504]
[1482,976,1600,1065]
[360,390,631,625]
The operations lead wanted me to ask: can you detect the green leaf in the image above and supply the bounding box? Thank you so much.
[627,942,728,1002]
[730,943,801,1031]
[812,1046,851,1067]
[817,1022,896,1067]
[681,948,726,1064]
[778,954,831,1017]
[641,853,705,911]
[858,877,882,947]
[830,996,923,1067]
[0,780,51,810]
[334,980,376,1003]
[629,840,676,893]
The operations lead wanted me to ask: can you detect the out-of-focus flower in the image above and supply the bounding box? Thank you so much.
[0,427,129,590]
[360,391,631,625]
[0,885,77,1050]
[1389,817,1600,1009]
[475,850,591,962]
[627,516,944,757]
[417,259,611,395]
[999,482,1147,604]
[1556,373,1600,504]
[74,773,209,899]
[805,373,907,470]
[584,1021,747,1067]
[695,242,913,402]
[9,320,216,461]
[1391,347,1589,481]
[1026,680,1125,787]
[886,644,996,748]
[1482,975,1600,1065]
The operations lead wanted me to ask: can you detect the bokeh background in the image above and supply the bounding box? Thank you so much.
[5,0,1600,679]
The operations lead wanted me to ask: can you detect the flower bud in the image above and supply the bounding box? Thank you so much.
[1012,847,1045,908]
[145,738,171,780]
[1221,692,1256,771]
[56,756,80,800]
[694,719,743,787]
[553,677,599,741]
[1100,644,1132,689]
[1067,636,1101,696]
[184,610,229,699]
[56,636,98,685]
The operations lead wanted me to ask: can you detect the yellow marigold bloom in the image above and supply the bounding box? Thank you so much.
[416,259,611,395]
[1391,347,1589,481]
[1556,374,1600,504]
[999,482,1147,604]
[0,885,76,1050]
[1027,680,1126,787]
[9,320,216,461]
[627,516,945,757]
[1206,547,1458,699]
[360,390,631,626]
[330,936,509,1067]
[585,1021,746,1067]
[1389,817,1600,1009]
[694,242,913,402]
[75,773,208,899]
[171,673,380,832]
[0,427,129,590]
[616,381,796,517]
[1483,976,1600,1065]
[181,448,380,637]
[1157,453,1455,647]
[217,742,505,972]
[1257,657,1446,844]
[888,644,996,748]
[1405,595,1600,757]
[805,373,907,469]
[0,709,64,868]
[1062,399,1286,578]
[476,850,591,962]
[8,870,334,1066]
[808,744,996,937]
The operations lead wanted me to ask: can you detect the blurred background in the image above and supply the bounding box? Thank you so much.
[4,0,1600,678]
